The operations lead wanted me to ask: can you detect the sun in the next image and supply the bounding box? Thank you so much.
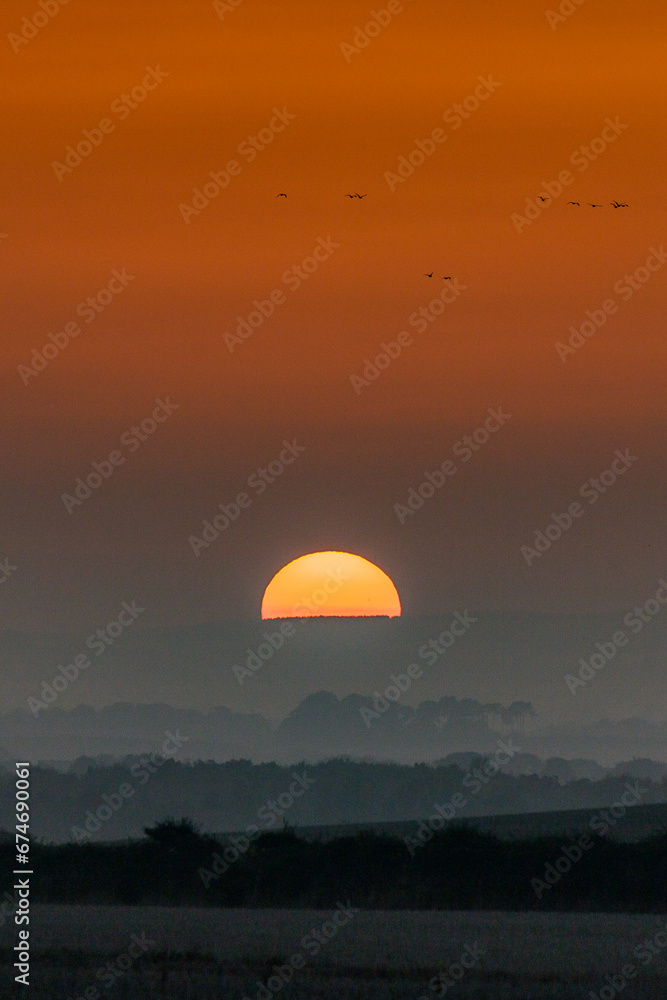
[261,551,401,619]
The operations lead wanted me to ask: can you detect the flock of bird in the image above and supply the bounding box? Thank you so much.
[569,200,629,207]
[276,192,368,198]
[276,192,629,207]
[274,191,629,278]
[536,195,630,207]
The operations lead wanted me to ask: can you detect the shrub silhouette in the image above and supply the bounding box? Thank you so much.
[2,821,664,911]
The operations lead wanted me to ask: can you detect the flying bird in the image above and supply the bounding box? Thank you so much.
[588,203,603,208]
[611,201,628,208]
[442,276,452,280]
[276,193,287,198]
[537,196,549,202]
[567,202,580,206]
[423,272,434,277]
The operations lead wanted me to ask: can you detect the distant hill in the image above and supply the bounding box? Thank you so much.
[288,801,667,844]
[1,756,664,843]
[3,611,666,739]
[2,694,666,766]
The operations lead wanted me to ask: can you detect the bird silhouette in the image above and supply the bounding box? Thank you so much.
[442,276,452,280]
[355,193,367,198]
[537,196,549,202]
[567,202,580,206]
[345,194,356,198]
[423,272,434,277]
[277,193,287,198]
[611,201,628,208]
[588,203,603,208]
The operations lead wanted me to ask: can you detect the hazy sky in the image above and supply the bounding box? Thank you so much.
[2,0,666,637]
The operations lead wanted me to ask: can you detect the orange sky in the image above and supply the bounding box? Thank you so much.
[2,0,666,630]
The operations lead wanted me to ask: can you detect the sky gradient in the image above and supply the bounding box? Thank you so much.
[2,0,666,639]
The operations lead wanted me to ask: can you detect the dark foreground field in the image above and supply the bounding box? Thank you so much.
[2,906,666,999]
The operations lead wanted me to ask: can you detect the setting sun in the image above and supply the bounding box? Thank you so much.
[261,551,401,619]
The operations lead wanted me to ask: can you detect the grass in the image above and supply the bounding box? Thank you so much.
[1,905,665,998]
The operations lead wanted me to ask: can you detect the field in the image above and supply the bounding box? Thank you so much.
[292,801,667,844]
[1,905,666,999]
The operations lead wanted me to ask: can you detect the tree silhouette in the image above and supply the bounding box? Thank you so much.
[144,817,205,852]
[500,701,536,733]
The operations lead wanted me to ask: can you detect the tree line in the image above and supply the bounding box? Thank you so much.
[2,819,664,912]
[1,758,665,842]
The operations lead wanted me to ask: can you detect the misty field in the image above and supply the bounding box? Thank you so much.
[2,905,666,998]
